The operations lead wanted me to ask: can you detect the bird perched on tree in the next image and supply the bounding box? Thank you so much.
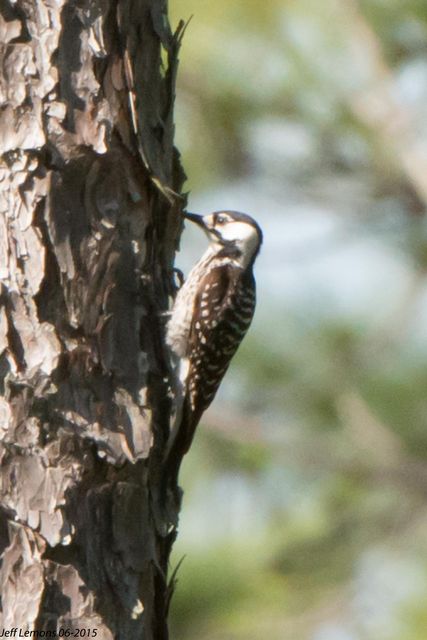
[164,210,263,483]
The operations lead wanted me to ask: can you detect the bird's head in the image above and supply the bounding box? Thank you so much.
[184,210,263,268]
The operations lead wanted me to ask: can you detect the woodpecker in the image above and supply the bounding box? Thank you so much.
[165,210,263,481]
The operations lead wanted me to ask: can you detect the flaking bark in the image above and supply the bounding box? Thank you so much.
[0,0,186,637]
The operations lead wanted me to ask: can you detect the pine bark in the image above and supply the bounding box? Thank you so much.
[0,0,185,637]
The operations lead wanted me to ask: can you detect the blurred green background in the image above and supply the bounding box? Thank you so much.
[168,1,427,638]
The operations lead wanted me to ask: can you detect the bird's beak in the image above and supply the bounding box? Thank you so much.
[183,211,221,242]
[183,211,206,228]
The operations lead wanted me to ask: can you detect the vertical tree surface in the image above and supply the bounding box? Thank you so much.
[0,0,186,637]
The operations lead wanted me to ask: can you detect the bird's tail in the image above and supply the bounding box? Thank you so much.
[162,394,198,489]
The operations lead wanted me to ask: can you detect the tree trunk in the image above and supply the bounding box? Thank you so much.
[0,0,186,637]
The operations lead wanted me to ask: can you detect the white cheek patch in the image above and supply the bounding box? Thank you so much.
[221,222,259,266]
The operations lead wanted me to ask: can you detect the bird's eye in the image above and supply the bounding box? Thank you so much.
[216,214,227,225]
